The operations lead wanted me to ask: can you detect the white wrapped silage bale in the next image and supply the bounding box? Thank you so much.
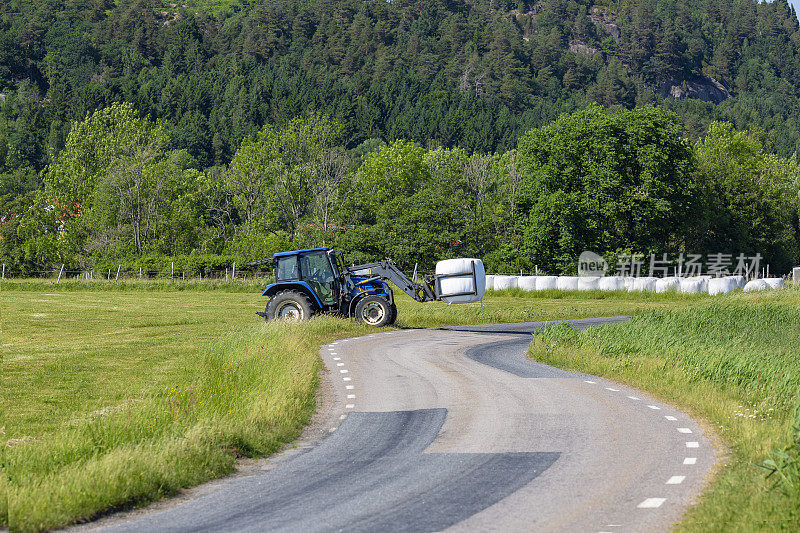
[485,275,495,291]
[764,278,785,289]
[743,279,769,292]
[633,277,658,292]
[708,277,736,295]
[578,277,600,291]
[598,276,623,291]
[726,275,745,288]
[655,277,680,293]
[536,276,558,290]
[435,258,486,304]
[493,275,516,290]
[518,276,538,291]
[679,278,708,294]
[624,277,637,291]
[556,276,579,291]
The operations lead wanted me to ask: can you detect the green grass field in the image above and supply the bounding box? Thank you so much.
[0,279,777,531]
[2,288,368,531]
[529,289,800,531]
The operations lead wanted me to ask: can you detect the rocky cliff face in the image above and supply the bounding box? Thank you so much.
[657,77,731,105]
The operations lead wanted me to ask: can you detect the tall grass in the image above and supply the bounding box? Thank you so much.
[529,289,800,530]
[5,318,366,532]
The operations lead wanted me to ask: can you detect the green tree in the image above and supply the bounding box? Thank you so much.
[516,105,697,273]
[42,102,170,258]
[692,122,800,272]
[353,139,429,223]
[227,112,343,238]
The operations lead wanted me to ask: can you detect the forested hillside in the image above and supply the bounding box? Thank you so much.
[3,0,800,170]
[2,0,800,275]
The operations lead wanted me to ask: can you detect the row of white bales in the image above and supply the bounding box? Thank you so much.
[486,274,786,294]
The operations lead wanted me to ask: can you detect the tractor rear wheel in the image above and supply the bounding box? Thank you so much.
[355,295,393,327]
[267,290,314,323]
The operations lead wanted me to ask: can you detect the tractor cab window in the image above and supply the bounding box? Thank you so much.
[276,256,299,281]
[299,251,336,304]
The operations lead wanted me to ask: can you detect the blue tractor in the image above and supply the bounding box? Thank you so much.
[250,247,477,327]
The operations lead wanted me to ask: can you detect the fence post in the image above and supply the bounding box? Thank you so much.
[225,268,228,280]
[115,264,121,281]
[2,263,4,280]
[139,267,142,278]
[171,262,174,280]
[57,264,65,284]
[232,262,236,280]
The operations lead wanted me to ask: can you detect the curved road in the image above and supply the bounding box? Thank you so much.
[93,318,716,532]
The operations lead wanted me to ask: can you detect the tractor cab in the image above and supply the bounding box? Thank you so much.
[274,248,339,306]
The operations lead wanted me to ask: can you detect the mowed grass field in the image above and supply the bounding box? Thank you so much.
[0,280,749,531]
[3,288,362,531]
[530,289,800,531]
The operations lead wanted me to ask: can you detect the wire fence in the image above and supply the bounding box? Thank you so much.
[0,262,275,285]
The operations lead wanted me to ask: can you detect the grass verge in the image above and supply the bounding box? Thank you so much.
[528,289,800,531]
[1,284,711,531]
[2,288,375,531]
[4,316,374,531]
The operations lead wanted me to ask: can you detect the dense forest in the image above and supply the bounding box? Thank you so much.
[2,0,800,275]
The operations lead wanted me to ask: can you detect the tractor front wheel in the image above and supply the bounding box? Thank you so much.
[355,295,393,327]
[267,291,314,322]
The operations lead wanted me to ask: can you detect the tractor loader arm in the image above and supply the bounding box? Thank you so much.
[348,261,436,302]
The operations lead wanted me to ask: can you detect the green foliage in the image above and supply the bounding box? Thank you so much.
[691,122,800,273]
[353,139,429,223]
[3,0,800,274]
[517,105,697,273]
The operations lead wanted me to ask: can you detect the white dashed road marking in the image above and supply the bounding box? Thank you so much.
[323,333,705,531]
[637,498,666,509]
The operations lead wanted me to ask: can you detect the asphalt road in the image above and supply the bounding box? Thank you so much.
[93,318,717,533]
